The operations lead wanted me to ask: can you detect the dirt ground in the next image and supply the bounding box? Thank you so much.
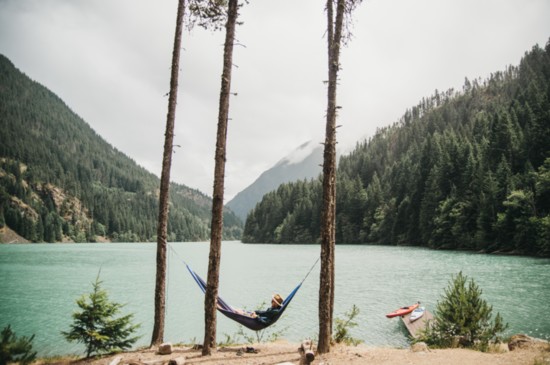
[0,226,29,243]
[40,340,550,365]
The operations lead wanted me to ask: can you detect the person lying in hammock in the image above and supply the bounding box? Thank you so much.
[252,293,284,325]
[235,293,285,326]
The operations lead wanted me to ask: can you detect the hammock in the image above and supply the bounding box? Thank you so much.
[186,264,302,331]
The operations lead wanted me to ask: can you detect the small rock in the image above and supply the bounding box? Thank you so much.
[491,342,510,353]
[411,342,429,352]
[108,356,123,365]
[509,334,535,351]
[158,342,173,355]
[168,356,185,365]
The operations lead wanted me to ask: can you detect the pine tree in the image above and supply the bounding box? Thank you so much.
[0,325,36,365]
[419,272,508,351]
[152,0,185,346]
[319,0,364,353]
[203,0,238,355]
[62,274,140,358]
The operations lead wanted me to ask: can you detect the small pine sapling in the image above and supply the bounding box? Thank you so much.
[62,273,140,357]
[418,271,508,351]
[0,325,36,365]
[334,304,362,346]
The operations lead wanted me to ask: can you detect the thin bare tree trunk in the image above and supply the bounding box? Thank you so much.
[151,0,186,347]
[318,0,346,354]
[202,0,238,356]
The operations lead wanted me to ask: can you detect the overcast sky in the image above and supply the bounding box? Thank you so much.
[1,0,549,201]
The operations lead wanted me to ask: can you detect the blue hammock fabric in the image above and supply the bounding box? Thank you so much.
[186,264,302,331]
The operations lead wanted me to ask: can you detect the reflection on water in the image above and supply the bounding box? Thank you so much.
[1,241,549,356]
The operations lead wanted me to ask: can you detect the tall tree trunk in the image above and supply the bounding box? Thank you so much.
[318,0,346,354]
[202,0,238,356]
[151,0,186,347]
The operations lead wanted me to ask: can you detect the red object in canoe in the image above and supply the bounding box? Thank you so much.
[385,302,419,318]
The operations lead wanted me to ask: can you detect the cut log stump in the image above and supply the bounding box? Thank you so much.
[168,356,186,365]
[298,340,315,365]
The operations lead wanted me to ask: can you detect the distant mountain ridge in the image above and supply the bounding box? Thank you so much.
[0,54,242,243]
[226,141,323,221]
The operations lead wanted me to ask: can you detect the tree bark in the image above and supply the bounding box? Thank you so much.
[202,0,238,356]
[151,0,186,347]
[318,0,346,354]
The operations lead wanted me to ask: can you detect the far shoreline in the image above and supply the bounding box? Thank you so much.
[2,232,548,260]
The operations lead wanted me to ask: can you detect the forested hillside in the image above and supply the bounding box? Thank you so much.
[243,41,550,257]
[0,54,242,243]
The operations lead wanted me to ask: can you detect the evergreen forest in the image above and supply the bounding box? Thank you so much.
[243,41,550,257]
[0,54,243,243]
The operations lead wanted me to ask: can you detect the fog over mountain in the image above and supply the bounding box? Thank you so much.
[226,141,323,221]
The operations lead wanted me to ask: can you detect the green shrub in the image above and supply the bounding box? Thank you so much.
[334,305,362,346]
[0,325,36,365]
[418,272,508,351]
[62,273,140,358]
[235,323,287,344]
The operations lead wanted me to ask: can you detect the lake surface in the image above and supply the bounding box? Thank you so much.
[1,241,549,357]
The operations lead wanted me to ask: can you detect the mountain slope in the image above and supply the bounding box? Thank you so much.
[226,141,323,221]
[0,54,242,243]
[242,41,550,257]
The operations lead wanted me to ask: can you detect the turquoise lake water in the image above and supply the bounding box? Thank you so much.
[1,241,549,357]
